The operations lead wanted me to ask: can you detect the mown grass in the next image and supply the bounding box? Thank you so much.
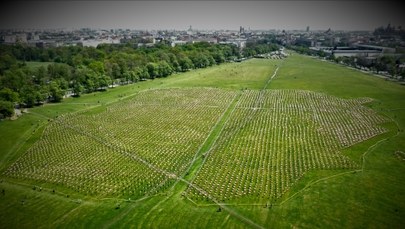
[24,61,54,70]
[1,55,404,228]
[0,114,47,172]
[1,59,275,161]
[0,181,80,228]
[262,53,405,228]
[164,59,280,90]
[269,54,404,105]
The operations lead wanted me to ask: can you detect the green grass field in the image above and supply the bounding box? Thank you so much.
[24,61,54,70]
[1,54,404,228]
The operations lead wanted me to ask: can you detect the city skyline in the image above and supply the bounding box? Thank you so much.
[1,1,404,31]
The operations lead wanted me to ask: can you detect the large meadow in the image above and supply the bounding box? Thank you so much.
[0,54,404,228]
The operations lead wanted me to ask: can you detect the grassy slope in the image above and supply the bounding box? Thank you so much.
[0,114,48,171]
[164,59,280,90]
[0,59,274,228]
[0,59,276,169]
[1,56,404,228]
[261,54,405,228]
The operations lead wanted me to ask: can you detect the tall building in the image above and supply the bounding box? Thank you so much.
[240,26,245,34]
[306,26,310,32]
[187,25,193,35]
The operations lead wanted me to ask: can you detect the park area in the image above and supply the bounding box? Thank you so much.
[0,54,404,228]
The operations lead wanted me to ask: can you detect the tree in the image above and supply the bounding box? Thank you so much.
[190,53,210,68]
[134,66,150,80]
[0,42,254,104]
[206,54,216,66]
[0,100,14,119]
[75,67,98,92]
[72,82,84,97]
[212,52,225,64]
[157,61,173,77]
[111,63,121,79]
[122,71,131,84]
[153,51,170,63]
[167,53,180,71]
[88,61,105,75]
[20,85,37,107]
[129,70,140,82]
[242,48,256,57]
[178,56,193,72]
[34,66,48,85]
[146,63,159,79]
[72,54,84,67]
[49,81,64,102]
[55,78,69,90]
[0,53,18,74]
[0,88,19,103]
[35,85,48,104]
[85,76,96,92]
[0,69,27,92]
[98,75,111,89]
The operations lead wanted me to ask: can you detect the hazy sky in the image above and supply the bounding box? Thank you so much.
[1,1,404,31]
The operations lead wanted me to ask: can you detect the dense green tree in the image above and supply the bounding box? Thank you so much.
[0,54,18,74]
[72,81,84,97]
[206,54,216,66]
[49,81,64,102]
[212,51,225,64]
[190,53,210,68]
[85,75,97,92]
[72,54,84,67]
[0,69,27,92]
[0,100,14,119]
[88,61,105,75]
[0,88,19,103]
[47,63,71,80]
[242,48,256,57]
[36,85,49,104]
[178,56,194,72]
[122,71,132,84]
[157,61,173,77]
[98,75,112,89]
[55,78,69,90]
[0,41,280,106]
[111,63,122,79]
[20,85,37,107]
[134,66,150,80]
[129,70,140,82]
[146,62,159,79]
[34,66,48,85]
[153,51,171,63]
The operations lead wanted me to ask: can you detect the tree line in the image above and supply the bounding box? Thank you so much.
[0,41,279,119]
